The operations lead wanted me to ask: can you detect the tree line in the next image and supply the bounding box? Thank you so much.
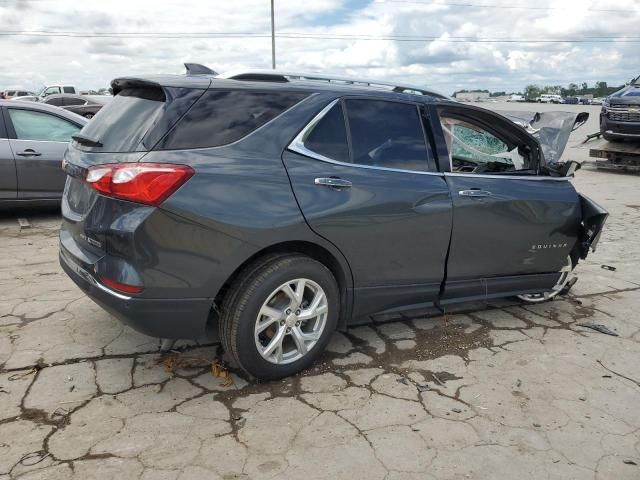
[454,81,624,100]
[524,82,622,100]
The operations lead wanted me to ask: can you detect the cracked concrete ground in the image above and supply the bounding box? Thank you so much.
[1,165,640,480]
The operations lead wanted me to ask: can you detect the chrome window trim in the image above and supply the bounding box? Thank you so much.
[444,172,571,181]
[287,98,443,177]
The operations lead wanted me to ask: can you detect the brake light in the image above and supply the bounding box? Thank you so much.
[100,276,144,294]
[86,163,194,206]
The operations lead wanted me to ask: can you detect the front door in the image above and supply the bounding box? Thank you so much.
[284,97,453,317]
[434,105,582,300]
[4,107,82,199]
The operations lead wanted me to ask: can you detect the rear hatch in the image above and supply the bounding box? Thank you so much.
[61,79,208,271]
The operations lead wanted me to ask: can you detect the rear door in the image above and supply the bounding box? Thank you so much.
[3,106,82,199]
[0,108,17,201]
[433,105,581,300]
[284,97,452,317]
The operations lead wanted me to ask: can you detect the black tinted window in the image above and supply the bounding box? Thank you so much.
[76,87,201,153]
[302,102,349,163]
[46,97,64,106]
[63,86,75,93]
[65,97,85,106]
[345,99,432,172]
[155,90,308,150]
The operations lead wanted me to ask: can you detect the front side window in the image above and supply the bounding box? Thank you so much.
[63,86,75,94]
[8,109,80,142]
[43,87,61,96]
[440,115,529,173]
[345,99,432,172]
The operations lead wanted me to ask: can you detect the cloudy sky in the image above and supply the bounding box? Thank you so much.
[1,0,639,95]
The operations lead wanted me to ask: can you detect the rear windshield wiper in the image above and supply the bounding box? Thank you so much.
[72,133,103,148]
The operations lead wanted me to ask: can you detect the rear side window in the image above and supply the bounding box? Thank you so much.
[63,87,75,93]
[65,97,86,106]
[345,99,432,172]
[45,97,64,106]
[300,102,349,163]
[154,90,308,150]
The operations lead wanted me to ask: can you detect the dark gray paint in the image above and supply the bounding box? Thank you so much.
[58,76,607,339]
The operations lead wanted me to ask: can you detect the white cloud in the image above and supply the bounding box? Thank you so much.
[0,0,638,94]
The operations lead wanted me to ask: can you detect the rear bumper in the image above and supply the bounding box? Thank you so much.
[60,246,212,339]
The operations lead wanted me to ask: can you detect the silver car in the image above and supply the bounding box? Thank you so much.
[0,99,87,207]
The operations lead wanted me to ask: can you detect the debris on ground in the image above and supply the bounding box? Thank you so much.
[416,384,430,392]
[601,264,617,271]
[160,351,212,374]
[451,408,462,413]
[396,377,409,385]
[576,323,619,336]
[8,368,37,381]
[560,276,578,295]
[623,459,638,466]
[159,352,234,387]
[17,217,31,229]
[431,373,445,386]
[212,359,234,387]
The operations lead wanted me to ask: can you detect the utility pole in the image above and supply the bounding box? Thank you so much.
[270,0,276,69]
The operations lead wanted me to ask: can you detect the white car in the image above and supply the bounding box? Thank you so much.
[536,94,564,104]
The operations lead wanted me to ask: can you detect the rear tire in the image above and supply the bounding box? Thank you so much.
[219,254,339,380]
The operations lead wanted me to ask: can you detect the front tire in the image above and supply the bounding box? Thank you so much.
[219,254,339,380]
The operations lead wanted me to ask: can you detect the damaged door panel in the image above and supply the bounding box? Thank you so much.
[575,194,608,259]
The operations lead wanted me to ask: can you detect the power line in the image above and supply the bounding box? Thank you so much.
[381,0,639,14]
[2,30,640,43]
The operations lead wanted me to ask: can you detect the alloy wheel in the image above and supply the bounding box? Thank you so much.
[517,256,574,303]
[254,278,328,364]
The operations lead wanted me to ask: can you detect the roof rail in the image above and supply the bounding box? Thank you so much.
[184,63,218,76]
[217,69,448,99]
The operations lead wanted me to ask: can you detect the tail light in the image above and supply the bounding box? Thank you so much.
[100,276,144,295]
[85,163,194,206]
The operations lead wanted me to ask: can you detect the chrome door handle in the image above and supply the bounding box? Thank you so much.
[314,177,352,188]
[459,189,491,197]
[16,149,42,157]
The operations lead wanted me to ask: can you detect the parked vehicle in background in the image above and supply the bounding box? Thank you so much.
[536,94,564,104]
[11,95,39,102]
[59,66,607,380]
[507,94,525,102]
[591,98,604,105]
[38,84,78,98]
[600,75,640,141]
[0,100,87,207]
[41,94,111,119]
[1,89,35,100]
[564,96,579,105]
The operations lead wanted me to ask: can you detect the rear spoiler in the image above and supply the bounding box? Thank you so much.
[111,78,162,96]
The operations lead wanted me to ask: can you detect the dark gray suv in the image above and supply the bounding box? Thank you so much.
[60,66,607,380]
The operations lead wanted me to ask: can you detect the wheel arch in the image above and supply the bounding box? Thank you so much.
[212,240,354,331]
